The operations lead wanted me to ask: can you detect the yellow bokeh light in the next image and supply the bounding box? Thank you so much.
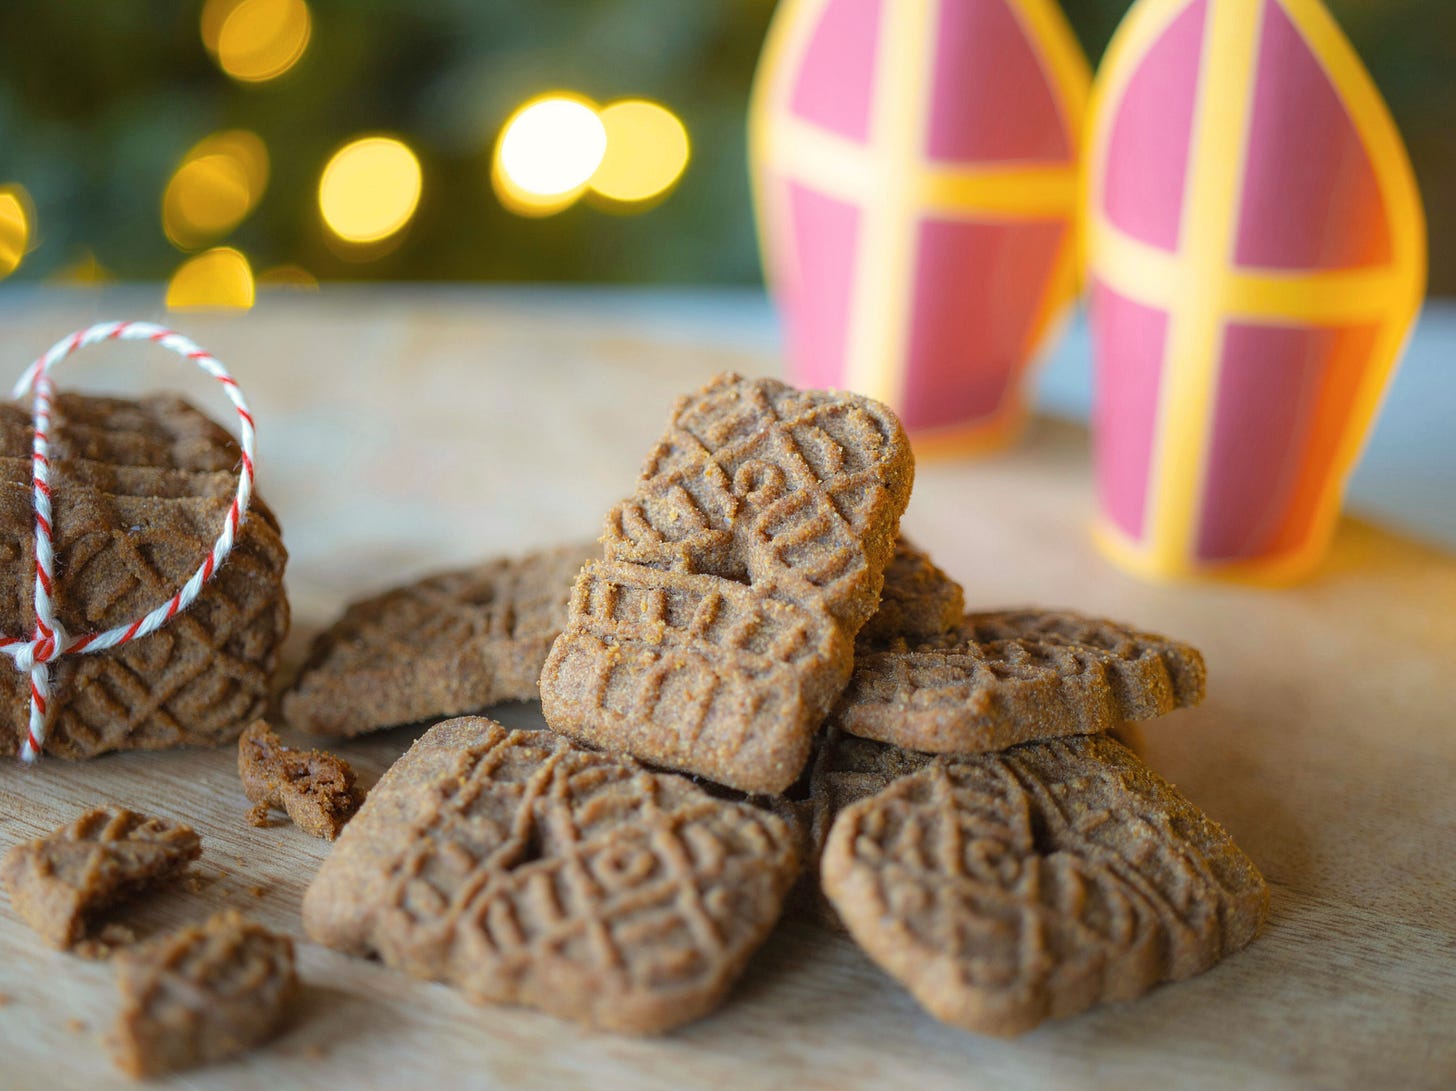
[257,263,319,290]
[589,100,690,205]
[493,95,607,217]
[202,0,311,83]
[50,250,109,285]
[162,131,269,250]
[319,137,423,245]
[166,247,255,311]
[0,186,32,279]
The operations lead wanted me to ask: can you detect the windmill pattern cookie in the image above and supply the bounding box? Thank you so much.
[541,373,913,794]
[821,735,1268,1036]
[0,393,289,758]
[1,807,202,949]
[284,542,596,737]
[834,609,1205,753]
[302,716,801,1034]
[109,910,298,1078]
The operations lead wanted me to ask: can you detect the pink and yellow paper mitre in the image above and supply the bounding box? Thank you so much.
[1084,0,1426,582]
[750,0,1090,451]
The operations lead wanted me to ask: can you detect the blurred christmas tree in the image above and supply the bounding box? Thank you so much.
[0,0,1451,291]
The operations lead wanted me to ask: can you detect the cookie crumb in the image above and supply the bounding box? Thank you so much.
[249,885,267,898]
[238,721,362,840]
[66,1018,88,1034]
[75,923,141,961]
[0,993,13,1007]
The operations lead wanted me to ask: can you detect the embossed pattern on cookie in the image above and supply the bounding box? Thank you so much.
[284,542,595,736]
[0,393,289,758]
[834,609,1205,754]
[1,807,202,949]
[302,716,801,1034]
[109,910,297,1078]
[821,735,1268,1036]
[541,373,913,794]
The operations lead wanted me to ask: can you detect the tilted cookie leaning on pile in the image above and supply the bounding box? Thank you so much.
[290,373,1268,1037]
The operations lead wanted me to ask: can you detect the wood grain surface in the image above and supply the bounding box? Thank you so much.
[0,288,1453,1090]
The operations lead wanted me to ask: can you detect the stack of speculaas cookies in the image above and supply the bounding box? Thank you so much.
[292,373,1267,1037]
[0,392,289,758]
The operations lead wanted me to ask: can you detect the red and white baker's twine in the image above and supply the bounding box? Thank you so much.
[3,321,256,762]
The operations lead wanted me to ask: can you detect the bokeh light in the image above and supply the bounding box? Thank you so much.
[166,247,256,310]
[257,263,319,289]
[50,250,109,285]
[493,95,607,217]
[163,131,270,250]
[202,0,312,83]
[319,137,423,246]
[589,100,690,206]
[0,186,33,279]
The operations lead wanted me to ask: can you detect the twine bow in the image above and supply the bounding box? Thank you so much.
[3,321,257,761]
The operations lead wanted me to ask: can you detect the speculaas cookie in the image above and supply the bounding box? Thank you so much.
[833,609,1206,754]
[0,392,289,758]
[303,715,801,1034]
[1,807,201,949]
[785,729,931,927]
[794,724,1145,929]
[284,541,596,737]
[821,734,1268,1036]
[856,538,964,646]
[238,720,362,840]
[109,909,297,1078]
[540,373,914,794]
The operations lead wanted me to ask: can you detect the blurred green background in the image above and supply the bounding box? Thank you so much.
[1,1,1451,291]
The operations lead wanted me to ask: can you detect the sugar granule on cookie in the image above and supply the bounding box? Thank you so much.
[1,807,201,949]
[284,541,596,737]
[834,609,1206,754]
[0,392,290,759]
[237,720,362,840]
[108,910,297,1078]
[303,716,801,1034]
[540,373,913,794]
[821,734,1268,1036]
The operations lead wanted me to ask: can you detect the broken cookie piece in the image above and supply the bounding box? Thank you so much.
[109,910,297,1078]
[238,721,361,840]
[1,808,201,949]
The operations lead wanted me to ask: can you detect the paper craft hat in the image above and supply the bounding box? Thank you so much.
[751,0,1089,450]
[1084,0,1425,581]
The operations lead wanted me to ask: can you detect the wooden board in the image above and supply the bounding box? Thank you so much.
[1,289,1454,1089]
